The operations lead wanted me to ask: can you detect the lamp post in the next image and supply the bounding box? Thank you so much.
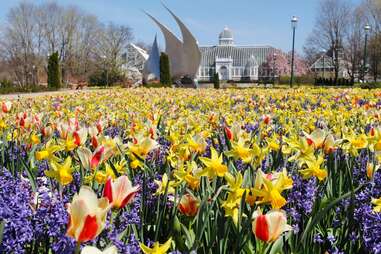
[272,52,277,84]
[32,65,36,86]
[363,24,371,83]
[290,16,298,88]
[102,55,109,87]
[322,50,326,79]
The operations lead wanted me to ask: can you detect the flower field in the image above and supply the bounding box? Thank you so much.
[0,88,380,254]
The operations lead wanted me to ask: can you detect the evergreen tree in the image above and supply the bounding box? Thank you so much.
[47,52,61,89]
[213,73,220,89]
[160,53,171,85]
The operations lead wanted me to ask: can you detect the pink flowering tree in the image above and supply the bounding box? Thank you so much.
[263,49,308,76]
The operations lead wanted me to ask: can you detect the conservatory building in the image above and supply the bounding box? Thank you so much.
[197,27,274,82]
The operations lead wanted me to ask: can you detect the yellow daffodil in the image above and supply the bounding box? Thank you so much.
[199,147,228,178]
[129,136,158,159]
[30,133,40,145]
[341,132,369,156]
[173,161,201,190]
[266,135,281,151]
[139,238,172,254]
[155,173,176,195]
[94,171,108,184]
[371,197,381,213]
[107,159,127,174]
[130,155,144,170]
[35,140,62,162]
[59,136,77,152]
[225,138,256,163]
[284,136,315,166]
[186,134,207,154]
[299,156,328,181]
[253,169,293,209]
[45,156,73,185]
[221,172,247,225]
[0,119,6,129]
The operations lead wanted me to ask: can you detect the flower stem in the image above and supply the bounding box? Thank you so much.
[74,242,81,254]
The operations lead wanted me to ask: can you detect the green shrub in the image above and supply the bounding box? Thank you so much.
[143,83,172,88]
[0,81,55,94]
[360,82,381,89]
[88,70,125,87]
[213,73,220,89]
[47,52,61,89]
[160,53,172,85]
[278,76,290,85]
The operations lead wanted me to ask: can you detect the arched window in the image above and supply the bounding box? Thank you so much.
[219,66,228,80]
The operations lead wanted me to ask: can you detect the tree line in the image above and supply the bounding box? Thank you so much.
[0,1,133,89]
[304,0,381,83]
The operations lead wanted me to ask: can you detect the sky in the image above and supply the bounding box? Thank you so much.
[0,0,362,53]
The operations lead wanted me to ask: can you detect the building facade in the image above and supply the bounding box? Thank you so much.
[310,50,349,79]
[197,27,274,82]
[124,43,149,72]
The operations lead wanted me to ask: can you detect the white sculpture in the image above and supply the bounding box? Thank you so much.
[143,3,201,85]
[143,35,161,81]
[163,4,201,80]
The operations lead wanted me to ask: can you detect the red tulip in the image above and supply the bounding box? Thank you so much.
[103,176,140,209]
[67,186,110,242]
[2,101,12,113]
[73,128,88,146]
[178,194,199,217]
[252,209,292,243]
[90,146,105,169]
[262,115,271,125]
[225,127,233,141]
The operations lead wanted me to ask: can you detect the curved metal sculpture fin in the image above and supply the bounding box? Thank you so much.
[162,3,201,79]
[144,11,184,78]
[143,35,161,81]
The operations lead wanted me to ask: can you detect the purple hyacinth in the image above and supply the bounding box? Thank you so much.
[0,170,33,254]
[285,173,317,234]
[104,126,122,138]
[146,136,171,169]
[100,188,142,253]
[244,123,259,134]
[4,143,27,163]
[36,160,49,177]
[133,173,158,210]
[32,182,76,253]
[354,171,381,253]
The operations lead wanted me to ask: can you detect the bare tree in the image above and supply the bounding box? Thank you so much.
[70,14,101,80]
[1,2,40,87]
[95,23,133,73]
[0,1,134,88]
[363,0,381,81]
[303,36,322,67]
[343,6,366,82]
[305,0,352,82]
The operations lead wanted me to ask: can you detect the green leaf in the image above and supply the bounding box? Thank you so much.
[20,159,37,192]
[266,232,290,254]
[181,224,195,250]
[301,185,363,243]
[107,160,121,178]
[242,240,255,254]
[0,220,5,247]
